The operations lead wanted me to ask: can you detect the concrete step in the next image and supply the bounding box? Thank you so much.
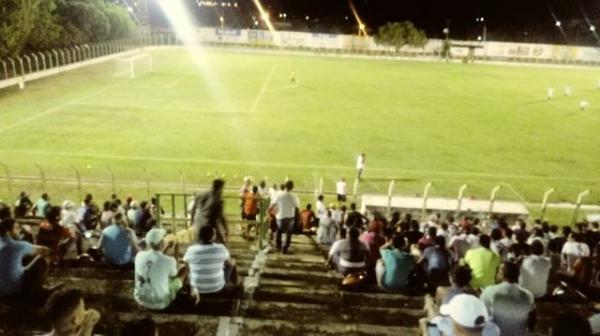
[260,267,341,285]
[246,300,425,327]
[239,317,421,336]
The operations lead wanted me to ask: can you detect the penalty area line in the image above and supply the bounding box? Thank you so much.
[249,65,277,114]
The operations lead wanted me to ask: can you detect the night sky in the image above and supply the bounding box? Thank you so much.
[147,0,600,45]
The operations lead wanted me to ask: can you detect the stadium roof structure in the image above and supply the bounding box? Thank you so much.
[361,194,529,217]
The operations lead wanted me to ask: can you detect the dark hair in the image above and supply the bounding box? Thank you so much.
[410,220,420,231]
[318,194,324,201]
[103,201,111,211]
[42,193,49,200]
[199,225,215,244]
[0,218,16,236]
[516,230,528,243]
[212,179,225,192]
[46,206,62,224]
[434,235,446,248]
[120,318,158,336]
[392,235,405,249]
[252,186,258,193]
[0,207,10,220]
[451,266,472,287]
[306,203,312,210]
[44,288,83,324]
[502,261,520,283]
[550,312,592,336]
[350,203,356,211]
[530,240,544,255]
[427,226,437,237]
[549,225,558,233]
[479,235,491,249]
[534,228,544,238]
[562,226,572,237]
[491,228,502,241]
[471,227,481,236]
[285,180,294,191]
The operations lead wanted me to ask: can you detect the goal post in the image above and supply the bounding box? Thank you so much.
[115,53,152,78]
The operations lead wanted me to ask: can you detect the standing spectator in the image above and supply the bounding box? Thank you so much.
[561,232,591,274]
[549,226,571,255]
[14,191,33,218]
[376,235,416,293]
[134,228,184,310]
[300,204,317,232]
[42,288,101,336]
[36,206,74,263]
[336,178,347,202]
[508,230,530,261]
[269,180,299,254]
[480,262,536,336]
[519,240,551,298]
[421,235,452,289]
[184,225,237,303]
[345,203,368,230]
[418,226,437,251]
[242,186,260,238]
[406,220,424,247]
[191,179,228,244]
[60,201,82,256]
[0,218,53,299]
[356,153,366,180]
[490,228,509,261]
[317,210,336,245]
[464,235,501,289]
[33,193,50,218]
[96,213,138,266]
[127,201,141,233]
[328,227,369,275]
[315,194,326,223]
[449,229,471,263]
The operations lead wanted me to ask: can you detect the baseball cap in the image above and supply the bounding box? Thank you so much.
[440,294,489,328]
[145,228,167,245]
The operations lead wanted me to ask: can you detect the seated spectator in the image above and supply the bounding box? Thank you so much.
[376,235,416,293]
[436,266,478,306]
[519,240,551,298]
[60,201,83,256]
[464,235,500,289]
[480,262,536,336]
[360,219,386,267]
[345,203,368,230]
[548,226,571,254]
[14,191,33,218]
[317,210,336,245]
[421,235,452,290]
[449,229,471,262]
[490,228,509,261]
[96,213,138,266]
[42,288,101,336]
[300,204,317,232]
[127,201,141,231]
[36,206,74,263]
[508,230,530,261]
[0,218,54,300]
[77,197,98,232]
[184,225,237,303]
[33,193,51,218]
[0,205,11,221]
[121,317,159,336]
[552,312,592,336]
[99,201,117,229]
[561,232,591,273]
[328,227,369,276]
[406,220,424,247]
[418,226,437,251]
[242,186,260,237]
[134,228,184,310]
[428,294,500,336]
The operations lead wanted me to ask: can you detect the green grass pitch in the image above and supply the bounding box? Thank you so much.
[0,48,598,223]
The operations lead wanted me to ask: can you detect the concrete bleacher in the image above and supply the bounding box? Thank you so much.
[1,216,598,335]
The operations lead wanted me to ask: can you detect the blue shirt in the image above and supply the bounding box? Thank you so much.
[99,225,135,265]
[381,248,415,292]
[35,198,49,217]
[0,237,34,296]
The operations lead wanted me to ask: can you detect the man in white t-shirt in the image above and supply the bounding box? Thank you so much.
[269,180,299,254]
[561,232,590,273]
[519,241,551,299]
[336,178,347,202]
[356,153,366,180]
[134,228,185,310]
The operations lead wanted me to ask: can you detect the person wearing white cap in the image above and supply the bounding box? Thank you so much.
[428,294,500,336]
[134,228,186,310]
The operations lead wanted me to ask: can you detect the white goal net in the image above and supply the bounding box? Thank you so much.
[115,53,152,78]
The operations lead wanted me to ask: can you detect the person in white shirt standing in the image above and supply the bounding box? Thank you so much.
[519,241,551,299]
[134,228,186,310]
[269,180,300,254]
[356,153,366,180]
[315,195,327,223]
[336,178,347,202]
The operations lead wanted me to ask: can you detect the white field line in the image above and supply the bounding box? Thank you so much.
[0,82,123,134]
[249,65,277,114]
[165,73,193,89]
[0,148,599,183]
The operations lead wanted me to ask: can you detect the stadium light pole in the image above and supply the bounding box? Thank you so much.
[220,15,224,29]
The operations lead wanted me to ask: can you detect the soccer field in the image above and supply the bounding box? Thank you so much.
[0,48,598,222]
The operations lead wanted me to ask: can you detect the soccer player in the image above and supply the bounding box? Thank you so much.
[580,100,589,111]
[565,85,572,96]
[356,153,366,180]
[289,69,296,84]
[547,87,554,100]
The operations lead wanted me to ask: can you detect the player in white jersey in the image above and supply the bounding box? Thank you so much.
[356,153,366,180]
[547,87,554,100]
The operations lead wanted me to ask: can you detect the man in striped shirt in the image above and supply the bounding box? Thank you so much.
[183,225,237,302]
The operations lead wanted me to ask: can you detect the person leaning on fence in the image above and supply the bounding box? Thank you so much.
[191,179,228,244]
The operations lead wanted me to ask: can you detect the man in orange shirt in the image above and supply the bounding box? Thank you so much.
[242,187,260,238]
[37,206,74,263]
[300,204,317,232]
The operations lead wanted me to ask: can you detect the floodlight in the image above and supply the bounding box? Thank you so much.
[359,23,365,30]
[262,12,269,20]
[305,16,310,20]
[234,2,237,7]
[477,36,482,41]
[219,16,224,22]
[127,6,133,12]
[591,25,596,32]
[283,13,287,18]
[555,21,561,27]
